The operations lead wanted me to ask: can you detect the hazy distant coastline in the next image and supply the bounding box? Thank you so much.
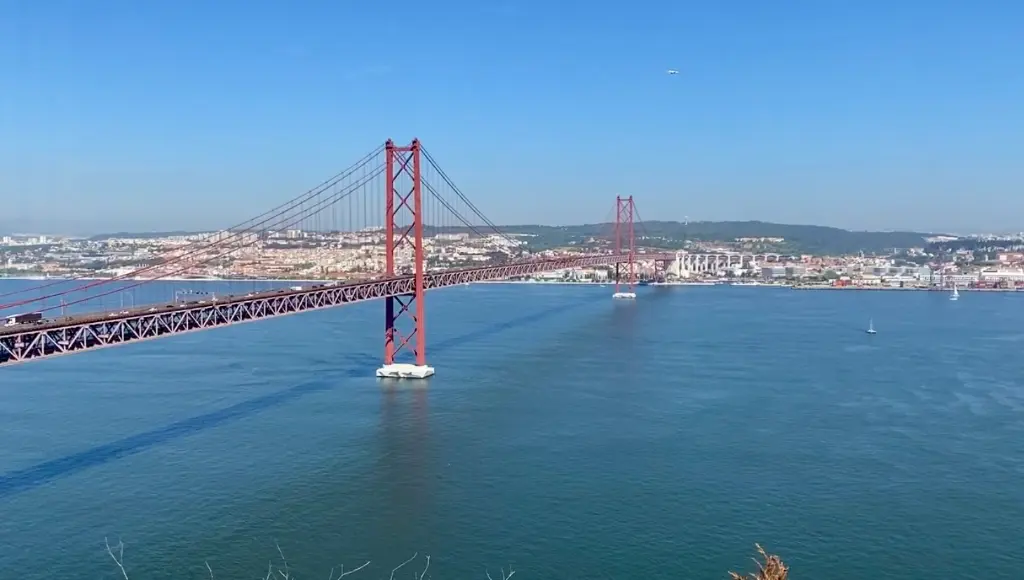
[2,220,941,256]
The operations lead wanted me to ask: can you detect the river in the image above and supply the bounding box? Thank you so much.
[0,282,1020,579]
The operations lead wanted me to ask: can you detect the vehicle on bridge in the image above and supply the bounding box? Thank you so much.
[4,312,43,327]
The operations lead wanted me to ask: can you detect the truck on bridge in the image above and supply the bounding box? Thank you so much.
[4,312,43,327]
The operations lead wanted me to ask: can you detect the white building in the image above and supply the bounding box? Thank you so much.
[944,273,979,286]
[979,269,1024,283]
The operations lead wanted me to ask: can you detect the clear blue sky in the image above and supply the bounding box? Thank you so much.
[2,0,1021,234]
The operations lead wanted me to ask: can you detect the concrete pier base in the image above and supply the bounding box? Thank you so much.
[376,363,435,379]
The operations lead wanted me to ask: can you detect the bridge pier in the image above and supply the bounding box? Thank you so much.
[377,138,435,379]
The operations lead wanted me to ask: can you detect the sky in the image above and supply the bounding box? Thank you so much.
[1,0,1021,235]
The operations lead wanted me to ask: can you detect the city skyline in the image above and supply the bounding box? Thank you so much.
[3,1,1022,233]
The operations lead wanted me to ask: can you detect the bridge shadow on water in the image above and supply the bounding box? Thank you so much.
[0,298,598,499]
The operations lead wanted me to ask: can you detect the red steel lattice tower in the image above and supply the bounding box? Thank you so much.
[381,139,432,378]
[614,195,636,294]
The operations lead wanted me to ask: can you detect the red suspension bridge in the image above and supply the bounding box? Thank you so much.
[0,140,672,376]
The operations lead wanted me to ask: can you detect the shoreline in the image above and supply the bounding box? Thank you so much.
[476,280,609,286]
[793,285,1024,292]
[3,276,1022,293]
[0,276,333,283]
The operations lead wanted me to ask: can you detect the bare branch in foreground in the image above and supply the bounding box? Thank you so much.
[105,537,130,580]
[330,559,372,580]
[729,544,788,580]
[105,538,379,580]
[389,552,419,580]
[485,565,515,580]
[102,538,787,580]
[275,541,291,580]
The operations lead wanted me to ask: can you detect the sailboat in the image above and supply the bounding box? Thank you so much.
[866,318,876,335]
[950,284,959,301]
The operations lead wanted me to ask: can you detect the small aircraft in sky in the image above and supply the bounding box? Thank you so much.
[666,69,679,75]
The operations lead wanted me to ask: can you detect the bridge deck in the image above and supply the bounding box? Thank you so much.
[0,252,672,367]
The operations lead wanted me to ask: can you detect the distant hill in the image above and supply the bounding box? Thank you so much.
[504,220,938,256]
[80,221,938,256]
[650,220,935,255]
[88,230,203,241]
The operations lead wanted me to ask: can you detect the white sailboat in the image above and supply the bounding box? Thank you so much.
[866,318,876,335]
[950,284,959,301]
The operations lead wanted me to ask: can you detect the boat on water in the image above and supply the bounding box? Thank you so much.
[950,284,959,301]
[866,318,876,335]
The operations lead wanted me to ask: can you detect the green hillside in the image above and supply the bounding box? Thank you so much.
[83,221,938,256]
[505,220,936,256]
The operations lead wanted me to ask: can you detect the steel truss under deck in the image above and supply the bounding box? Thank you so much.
[0,253,673,367]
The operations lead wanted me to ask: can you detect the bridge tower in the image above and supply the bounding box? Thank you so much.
[612,195,637,300]
[377,139,435,379]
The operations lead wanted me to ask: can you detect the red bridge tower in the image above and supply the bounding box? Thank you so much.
[612,195,638,300]
[377,139,435,379]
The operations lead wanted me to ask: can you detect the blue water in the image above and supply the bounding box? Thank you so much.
[0,282,1021,579]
